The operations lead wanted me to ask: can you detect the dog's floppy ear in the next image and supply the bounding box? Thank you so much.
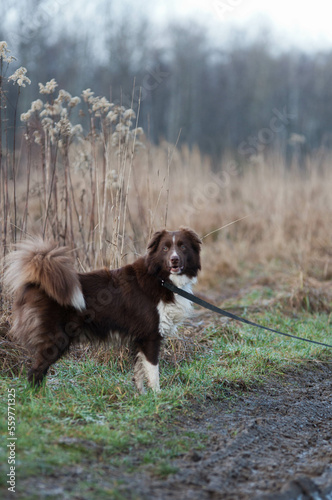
[147,230,167,254]
[146,230,167,276]
[180,226,202,252]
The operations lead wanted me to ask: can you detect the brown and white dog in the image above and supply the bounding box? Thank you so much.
[4,228,201,392]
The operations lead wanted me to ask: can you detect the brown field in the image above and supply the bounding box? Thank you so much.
[2,134,332,283]
[0,75,330,288]
[1,86,332,364]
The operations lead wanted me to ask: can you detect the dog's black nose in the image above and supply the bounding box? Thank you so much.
[171,256,179,265]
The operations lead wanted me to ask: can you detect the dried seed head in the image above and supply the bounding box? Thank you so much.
[57,89,72,103]
[123,108,136,120]
[31,99,43,112]
[8,67,31,87]
[81,88,94,102]
[106,110,118,123]
[0,41,16,63]
[20,111,33,122]
[69,96,81,108]
[39,78,58,94]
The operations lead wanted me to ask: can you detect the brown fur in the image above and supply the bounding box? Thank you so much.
[4,228,201,391]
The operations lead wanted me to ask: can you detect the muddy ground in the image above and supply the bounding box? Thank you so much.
[112,362,332,500]
[15,362,332,500]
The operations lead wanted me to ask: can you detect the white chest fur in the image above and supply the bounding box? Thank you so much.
[157,274,197,338]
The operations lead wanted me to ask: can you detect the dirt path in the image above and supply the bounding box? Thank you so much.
[116,362,332,500]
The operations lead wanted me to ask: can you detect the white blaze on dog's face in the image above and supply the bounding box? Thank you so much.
[163,233,187,275]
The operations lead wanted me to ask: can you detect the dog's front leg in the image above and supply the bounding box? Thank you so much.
[134,338,161,393]
[142,355,160,392]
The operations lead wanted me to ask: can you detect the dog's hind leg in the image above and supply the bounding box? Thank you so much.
[133,352,146,394]
[27,329,71,386]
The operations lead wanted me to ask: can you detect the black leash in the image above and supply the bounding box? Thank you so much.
[161,280,332,349]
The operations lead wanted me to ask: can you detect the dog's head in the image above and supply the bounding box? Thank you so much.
[146,227,201,279]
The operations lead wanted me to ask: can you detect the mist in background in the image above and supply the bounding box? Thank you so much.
[2,0,332,164]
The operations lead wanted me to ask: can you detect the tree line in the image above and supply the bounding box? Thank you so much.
[1,1,332,163]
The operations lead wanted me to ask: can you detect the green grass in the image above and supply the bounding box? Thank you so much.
[0,305,331,498]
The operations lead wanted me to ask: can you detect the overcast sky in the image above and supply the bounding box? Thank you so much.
[4,0,332,54]
[151,0,332,51]
[81,0,332,52]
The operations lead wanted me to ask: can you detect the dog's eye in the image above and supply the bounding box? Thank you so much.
[163,246,169,252]
[180,245,186,250]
